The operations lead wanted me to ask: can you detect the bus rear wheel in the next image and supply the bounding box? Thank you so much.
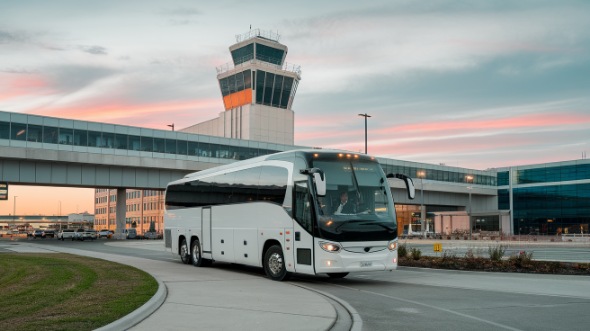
[190,239,209,267]
[264,245,289,281]
[180,238,190,264]
[327,272,349,279]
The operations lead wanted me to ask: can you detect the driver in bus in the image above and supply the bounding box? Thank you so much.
[334,191,356,215]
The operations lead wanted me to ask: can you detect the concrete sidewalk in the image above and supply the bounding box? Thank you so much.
[1,240,348,331]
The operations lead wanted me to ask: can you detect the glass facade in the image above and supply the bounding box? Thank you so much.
[498,162,590,235]
[0,118,286,161]
[517,164,590,184]
[497,171,509,186]
[381,164,496,186]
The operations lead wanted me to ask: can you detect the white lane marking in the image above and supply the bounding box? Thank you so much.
[329,283,525,331]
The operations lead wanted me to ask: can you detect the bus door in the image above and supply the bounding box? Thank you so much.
[202,207,212,255]
[293,181,315,274]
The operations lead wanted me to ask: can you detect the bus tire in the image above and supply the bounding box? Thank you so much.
[327,272,349,279]
[180,238,191,264]
[263,245,289,281]
[190,239,207,267]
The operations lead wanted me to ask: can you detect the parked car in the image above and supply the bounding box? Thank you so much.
[43,230,56,238]
[32,229,45,239]
[124,228,137,239]
[74,228,97,241]
[57,229,76,241]
[98,229,114,238]
[143,231,162,240]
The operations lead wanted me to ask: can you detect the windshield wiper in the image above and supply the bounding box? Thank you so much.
[334,219,365,232]
[359,222,396,233]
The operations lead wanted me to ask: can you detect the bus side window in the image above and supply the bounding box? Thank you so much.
[294,181,312,233]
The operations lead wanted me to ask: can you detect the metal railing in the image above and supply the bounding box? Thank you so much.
[216,59,302,77]
[236,28,280,43]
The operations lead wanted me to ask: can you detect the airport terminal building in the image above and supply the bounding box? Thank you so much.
[1,29,588,238]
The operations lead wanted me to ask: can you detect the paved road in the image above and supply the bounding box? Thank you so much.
[6,238,590,331]
[298,268,590,331]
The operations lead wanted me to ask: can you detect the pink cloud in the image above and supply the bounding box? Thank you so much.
[0,73,52,101]
[29,98,221,129]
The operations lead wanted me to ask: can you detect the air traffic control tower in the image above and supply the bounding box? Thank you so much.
[182,29,301,145]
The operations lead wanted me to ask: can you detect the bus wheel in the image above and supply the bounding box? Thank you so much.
[191,239,207,267]
[327,272,349,279]
[264,245,289,281]
[180,238,190,264]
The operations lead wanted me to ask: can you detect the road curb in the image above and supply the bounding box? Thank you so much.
[292,283,362,331]
[95,278,167,331]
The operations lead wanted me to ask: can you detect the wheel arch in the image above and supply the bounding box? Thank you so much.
[262,239,282,266]
[178,235,187,255]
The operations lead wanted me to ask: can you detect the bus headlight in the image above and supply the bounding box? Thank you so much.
[320,241,341,253]
[388,241,397,251]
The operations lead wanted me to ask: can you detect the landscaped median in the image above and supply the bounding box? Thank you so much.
[0,253,158,331]
[398,244,590,275]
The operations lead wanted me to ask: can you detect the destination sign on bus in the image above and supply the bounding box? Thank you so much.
[0,182,7,200]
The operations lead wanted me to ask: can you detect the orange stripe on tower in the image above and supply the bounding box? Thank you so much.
[223,88,252,110]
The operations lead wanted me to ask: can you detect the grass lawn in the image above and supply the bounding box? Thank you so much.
[0,253,158,331]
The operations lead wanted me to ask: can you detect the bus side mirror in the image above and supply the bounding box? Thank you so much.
[313,173,326,197]
[387,173,416,200]
[300,168,326,197]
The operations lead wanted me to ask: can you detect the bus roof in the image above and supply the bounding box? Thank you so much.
[170,148,376,186]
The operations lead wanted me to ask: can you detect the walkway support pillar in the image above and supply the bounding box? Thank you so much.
[115,188,127,239]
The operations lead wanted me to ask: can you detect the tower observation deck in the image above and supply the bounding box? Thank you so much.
[182,29,301,145]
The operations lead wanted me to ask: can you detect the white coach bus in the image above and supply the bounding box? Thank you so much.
[164,149,415,281]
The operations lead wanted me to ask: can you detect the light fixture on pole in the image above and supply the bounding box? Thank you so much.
[167,123,175,131]
[358,113,371,154]
[466,175,474,239]
[417,170,426,237]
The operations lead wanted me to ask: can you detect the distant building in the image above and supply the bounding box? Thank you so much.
[68,212,95,228]
[498,160,590,236]
[0,213,93,233]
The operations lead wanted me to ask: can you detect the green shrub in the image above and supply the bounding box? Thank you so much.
[509,251,534,268]
[410,247,422,260]
[398,243,408,258]
[442,250,456,261]
[488,245,506,261]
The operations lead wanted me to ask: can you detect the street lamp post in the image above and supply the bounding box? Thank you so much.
[466,175,474,239]
[13,196,18,222]
[358,113,371,154]
[417,170,426,237]
[167,123,175,131]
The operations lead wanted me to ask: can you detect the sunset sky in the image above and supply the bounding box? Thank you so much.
[1,0,590,215]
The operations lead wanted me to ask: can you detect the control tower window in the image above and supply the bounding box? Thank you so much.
[255,43,284,65]
[219,70,251,97]
[232,44,254,65]
[255,70,295,109]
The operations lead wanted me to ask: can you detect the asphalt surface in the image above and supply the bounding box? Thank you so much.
[3,238,590,330]
[0,239,354,331]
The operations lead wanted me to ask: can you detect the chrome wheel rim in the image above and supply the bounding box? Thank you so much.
[180,242,188,259]
[268,252,283,275]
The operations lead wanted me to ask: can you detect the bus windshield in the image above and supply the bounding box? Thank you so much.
[311,159,397,242]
